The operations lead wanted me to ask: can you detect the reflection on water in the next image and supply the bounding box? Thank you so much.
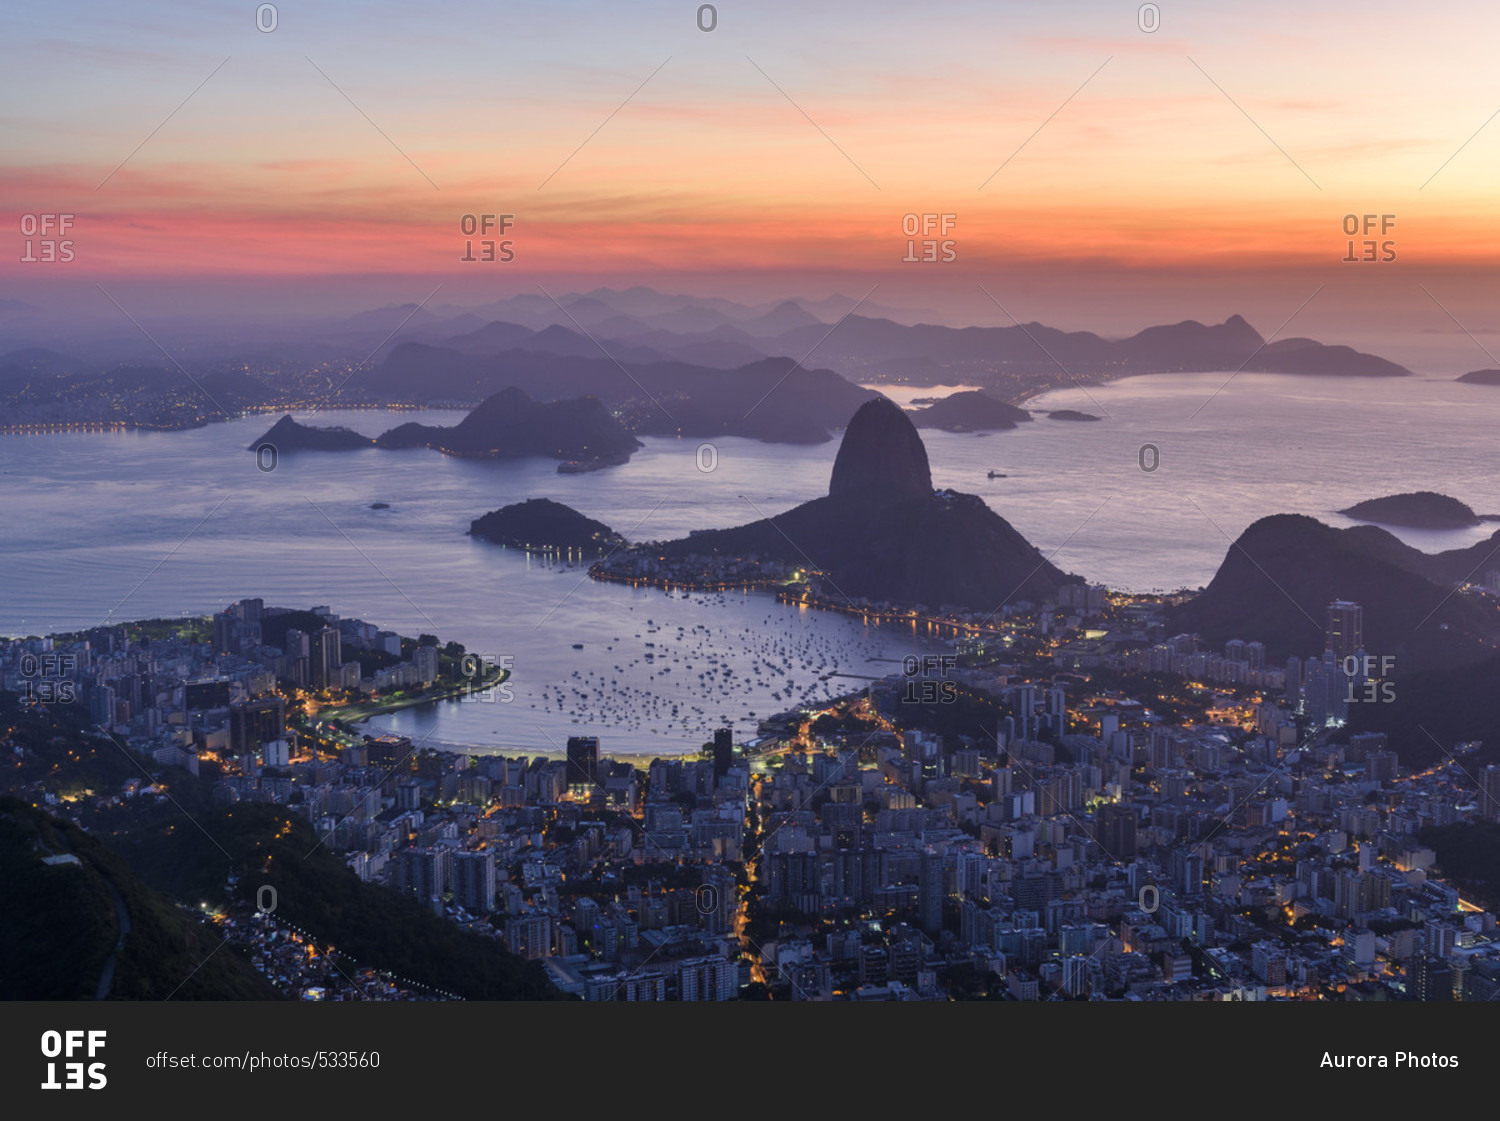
[3,371,1497,753]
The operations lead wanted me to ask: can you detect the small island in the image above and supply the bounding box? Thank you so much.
[249,387,642,468]
[470,497,624,553]
[909,390,1033,432]
[1339,491,1493,529]
[1047,409,1102,422]
[1457,369,1500,386]
[248,414,373,451]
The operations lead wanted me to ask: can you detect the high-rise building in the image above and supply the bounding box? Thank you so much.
[1428,921,1456,958]
[229,696,285,756]
[1326,600,1364,661]
[620,973,666,1001]
[1252,941,1287,986]
[1366,749,1399,784]
[1343,927,1376,971]
[713,727,734,778]
[1482,765,1500,820]
[90,682,116,725]
[1013,683,1037,740]
[212,611,240,655]
[919,849,945,934]
[283,627,311,688]
[503,913,552,960]
[311,626,342,690]
[1414,956,1453,1001]
[367,734,412,770]
[413,644,439,686]
[1097,803,1138,860]
[283,628,310,659]
[1302,651,1349,727]
[395,779,422,812]
[393,847,450,904]
[567,736,600,789]
[1046,684,1067,734]
[452,850,497,913]
[679,956,738,1001]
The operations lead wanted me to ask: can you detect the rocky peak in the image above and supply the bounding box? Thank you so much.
[828,397,933,500]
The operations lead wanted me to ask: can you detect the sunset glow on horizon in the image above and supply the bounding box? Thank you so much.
[6,0,1500,345]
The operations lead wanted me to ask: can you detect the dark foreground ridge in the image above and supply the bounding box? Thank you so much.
[1169,513,1498,668]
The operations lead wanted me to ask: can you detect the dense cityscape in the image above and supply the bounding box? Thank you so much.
[7,574,1500,1002]
[11,4,1500,1111]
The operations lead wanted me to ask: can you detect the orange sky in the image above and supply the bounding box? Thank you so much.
[5,0,1500,347]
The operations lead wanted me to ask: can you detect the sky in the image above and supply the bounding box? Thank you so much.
[4,0,1500,361]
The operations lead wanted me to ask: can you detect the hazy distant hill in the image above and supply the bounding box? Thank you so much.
[248,389,643,467]
[768,312,1409,384]
[376,387,641,465]
[442,320,682,365]
[363,345,878,444]
[440,318,769,370]
[0,346,80,376]
[739,300,824,337]
[1251,337,1408,377]
[910,390,1033,432]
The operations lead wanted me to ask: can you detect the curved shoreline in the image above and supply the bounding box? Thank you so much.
[315,666,509,725]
